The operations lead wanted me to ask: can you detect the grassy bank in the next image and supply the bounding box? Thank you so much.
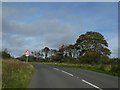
[0,60,2,89]
[2,59,34,88]
[35,62,119,77]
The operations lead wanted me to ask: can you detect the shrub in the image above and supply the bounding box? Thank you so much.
[78,51,100,64]
[2,49,11,59]
[51,55,62,62]
[100,56,110,64]
[110,64,120,76]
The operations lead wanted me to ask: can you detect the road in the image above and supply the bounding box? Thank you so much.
[28,64,119,89]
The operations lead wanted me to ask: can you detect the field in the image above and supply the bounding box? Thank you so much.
[2,59,34,88]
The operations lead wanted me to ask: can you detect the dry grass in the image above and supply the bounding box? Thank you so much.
[2,59,34,88]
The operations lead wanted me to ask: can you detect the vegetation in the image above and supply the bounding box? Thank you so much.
[2,32,120,87]
[49,31,111,63]
[4,31,119,80]
[2,59,34,88]
[75,32,111,57]
[39,59,120,77]
[42,47,50,59]
[18,31,111,63]
[1,48,11,59]
[0,60,2,89]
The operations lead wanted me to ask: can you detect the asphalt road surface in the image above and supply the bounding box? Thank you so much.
[28,64,119,89]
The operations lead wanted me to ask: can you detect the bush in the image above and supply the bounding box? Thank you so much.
[62,57,74,63]
[110,64,120,76]
[78,51,100,64]
[2,49,11,59]
[51,55,63,62]
[99,56,110,64]
[18,55,44,62]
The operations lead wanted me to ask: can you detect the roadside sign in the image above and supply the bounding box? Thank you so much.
[25,50,30,57]
[25,50,30,62]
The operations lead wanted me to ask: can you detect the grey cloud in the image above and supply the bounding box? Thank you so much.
[3,34,26,47]
[2,16,118,58]
[3,17,79,37]
[2,5,38,18]
[2,18,80,57]
[2,34,44,57]
[111,48,118,58]
[2,0,120,2]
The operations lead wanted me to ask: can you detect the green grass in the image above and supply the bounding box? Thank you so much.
[34,62,120,77]
[2,59,34,88]
[0,60,2,89]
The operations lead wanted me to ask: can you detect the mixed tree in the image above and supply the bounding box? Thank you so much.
[17,31,113,63]
[74,31,111,64]
[42,47,50,59]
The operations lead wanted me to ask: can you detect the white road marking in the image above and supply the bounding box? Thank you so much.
[77,77,79,79]
[53,68,59,71]
[62,70,74,76]
[82,79,103,90]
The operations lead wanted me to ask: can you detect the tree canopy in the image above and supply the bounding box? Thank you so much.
[2,48,11,59]
[17,31,112,64]
[75,31,111,57]
[42,47,50,59]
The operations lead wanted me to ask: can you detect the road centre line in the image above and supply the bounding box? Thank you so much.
[54,68,102,90]
[53,68,59,71]
[82,79,103,90]
[61,70,74,76]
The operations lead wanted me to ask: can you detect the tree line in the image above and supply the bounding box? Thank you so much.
[1,48,11,59]
[2,31,119,64]
[18,31,116,64]
[2,31,120,76]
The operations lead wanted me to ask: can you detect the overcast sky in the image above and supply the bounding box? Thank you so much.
[1,0,120,2]
[2,2,118,58]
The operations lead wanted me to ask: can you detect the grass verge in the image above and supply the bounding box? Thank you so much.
[2,59,34,88]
